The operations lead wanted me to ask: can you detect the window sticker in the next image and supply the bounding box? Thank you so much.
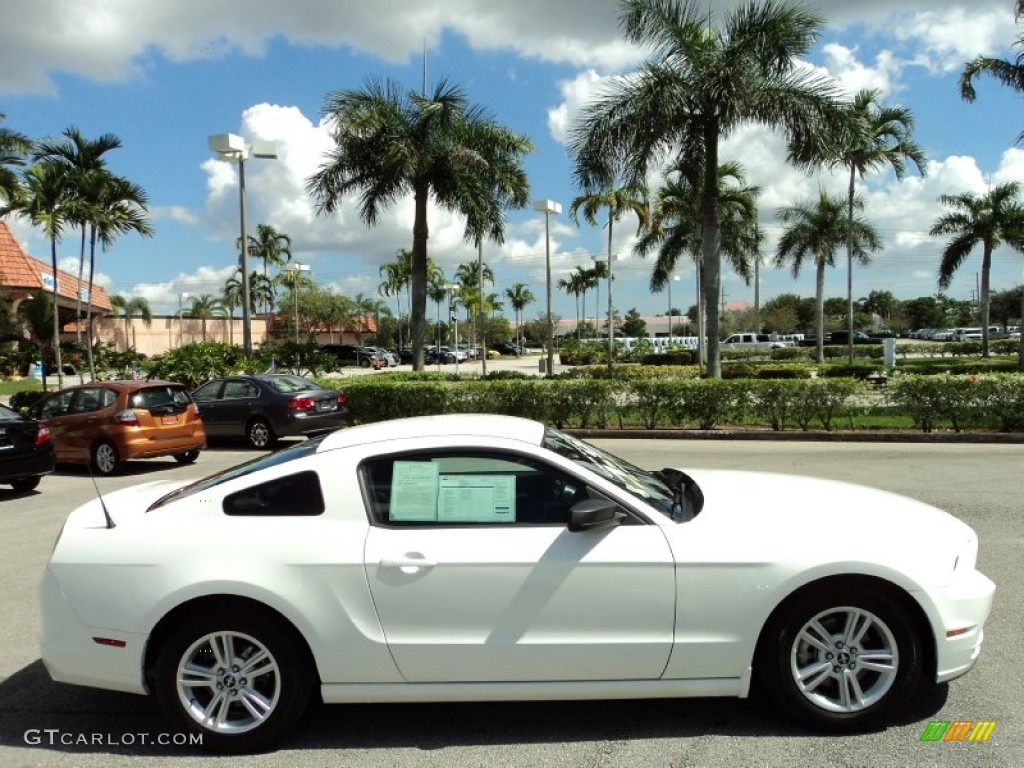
[438,474,515,523]
[389,461,440,521]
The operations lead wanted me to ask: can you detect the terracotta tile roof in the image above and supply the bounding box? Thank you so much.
[0,220,112,312]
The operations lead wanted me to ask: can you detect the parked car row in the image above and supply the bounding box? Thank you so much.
[909,326,1008,341]
[1,375,350,487]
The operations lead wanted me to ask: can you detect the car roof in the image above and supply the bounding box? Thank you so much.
[46,379,184,393]
[317,414,545,453]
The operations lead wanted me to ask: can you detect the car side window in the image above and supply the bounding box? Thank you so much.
[362,451,604,527]
[70,387,106,414]
[38,391,74,419]
[192,381,222,402]
[223,381,258,399]
[223,471,325,516]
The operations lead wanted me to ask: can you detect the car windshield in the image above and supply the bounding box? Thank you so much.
[542,427,677,519]
[264,375,321,393]
[131,386,191,408]
[147,437,324,511]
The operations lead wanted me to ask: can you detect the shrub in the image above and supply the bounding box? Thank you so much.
[668,379,749,430]
[144,341,245,389]
[9,389,46,412]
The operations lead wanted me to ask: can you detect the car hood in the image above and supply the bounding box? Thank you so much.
[665,468,976,588]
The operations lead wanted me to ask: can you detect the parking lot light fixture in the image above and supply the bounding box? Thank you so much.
[208,133,278,359]
[533,199,561,374]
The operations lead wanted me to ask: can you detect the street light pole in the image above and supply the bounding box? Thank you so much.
[208,133,278,360]
[533,199,561,375]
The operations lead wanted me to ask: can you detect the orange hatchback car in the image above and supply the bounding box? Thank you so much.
[29,380,207,475]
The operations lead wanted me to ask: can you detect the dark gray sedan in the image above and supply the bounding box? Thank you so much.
[191,374,349,449]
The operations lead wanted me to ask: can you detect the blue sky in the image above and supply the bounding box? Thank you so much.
[3,0,1024,321]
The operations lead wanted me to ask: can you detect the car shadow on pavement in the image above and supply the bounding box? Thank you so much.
[0,660,948,757]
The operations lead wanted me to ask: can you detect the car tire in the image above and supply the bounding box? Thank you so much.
[246,418,276,450]
[757,585,922,732]
[91,440,121,476]
[359,358,370,368]
[10,476,41,492]
[174,449,201,464]
[151,608,314,753]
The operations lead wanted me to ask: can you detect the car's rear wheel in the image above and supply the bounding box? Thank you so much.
[9,476,41,492]
[91,440,121,476]
[174,449,200,464]
[758,585,922,731]
[246,418,276,450]
[151,609,314,753]
[358,357,370,368]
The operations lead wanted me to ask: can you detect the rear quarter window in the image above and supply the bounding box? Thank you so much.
[223,471,325,517]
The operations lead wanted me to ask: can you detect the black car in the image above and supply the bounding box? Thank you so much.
[0,403,56,492]
[320,344,382,369]
[191,374,349,449]
[489,341,524,356]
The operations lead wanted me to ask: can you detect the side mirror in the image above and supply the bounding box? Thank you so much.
[568,499,625,533]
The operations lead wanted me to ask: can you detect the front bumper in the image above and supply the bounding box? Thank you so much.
[926,568,996,683]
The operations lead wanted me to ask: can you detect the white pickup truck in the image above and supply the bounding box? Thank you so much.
[721,332,795,350]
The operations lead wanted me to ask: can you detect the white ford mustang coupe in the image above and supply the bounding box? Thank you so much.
[40,414,995,752]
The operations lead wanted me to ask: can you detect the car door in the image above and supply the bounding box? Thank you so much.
[361,450,675,683]
[215,379,263,437]
[33,390,81,462]
[191,380,227,436]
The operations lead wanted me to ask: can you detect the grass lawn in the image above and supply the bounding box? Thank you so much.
[0,378,41,396]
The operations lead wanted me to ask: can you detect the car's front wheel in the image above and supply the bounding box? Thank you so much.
[246,418,276,450]
[91,440,121,475]
[758,585,922,731]
[151,609,314,753]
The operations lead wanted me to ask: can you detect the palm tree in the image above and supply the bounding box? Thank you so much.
[307,76,531,370]
[221,277,242,346]
[378,253,411,348]
[81,174,151,376]
[1,160,73,389]
[569,0,844,377]
[775,192,882,362]
[931,182,1024,359]
[960,1,1024,143]
[569,173,649,363]
[186,294,227,342]
[0,113,30,206]
[240,224,292,312]
[557,270,587,337]
[505,282,536,352]
[636,158,761,363]
[33,128,123,343]
[790,88,926,362]
[110,295,152,351]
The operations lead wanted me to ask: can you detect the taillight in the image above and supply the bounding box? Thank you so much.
[337,394,347,406]
[288,397,315,411]
[36,424,52,446]
[114,409,139,426]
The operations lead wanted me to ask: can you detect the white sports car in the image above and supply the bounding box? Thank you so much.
[40,414,995,753]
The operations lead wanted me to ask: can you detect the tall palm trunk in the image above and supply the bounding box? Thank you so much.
[701,122,722,378]
[49,235,63,390]
[814,260,826,364]
[846,164,857,364]
[980,242,992,358]
[411,185,429,370]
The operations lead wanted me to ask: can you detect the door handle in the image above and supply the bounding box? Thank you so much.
[379,555,437,573]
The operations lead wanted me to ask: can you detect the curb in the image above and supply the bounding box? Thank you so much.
[569,428,1024,444]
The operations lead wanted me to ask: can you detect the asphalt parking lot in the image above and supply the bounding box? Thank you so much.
[0,438,1020,767]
